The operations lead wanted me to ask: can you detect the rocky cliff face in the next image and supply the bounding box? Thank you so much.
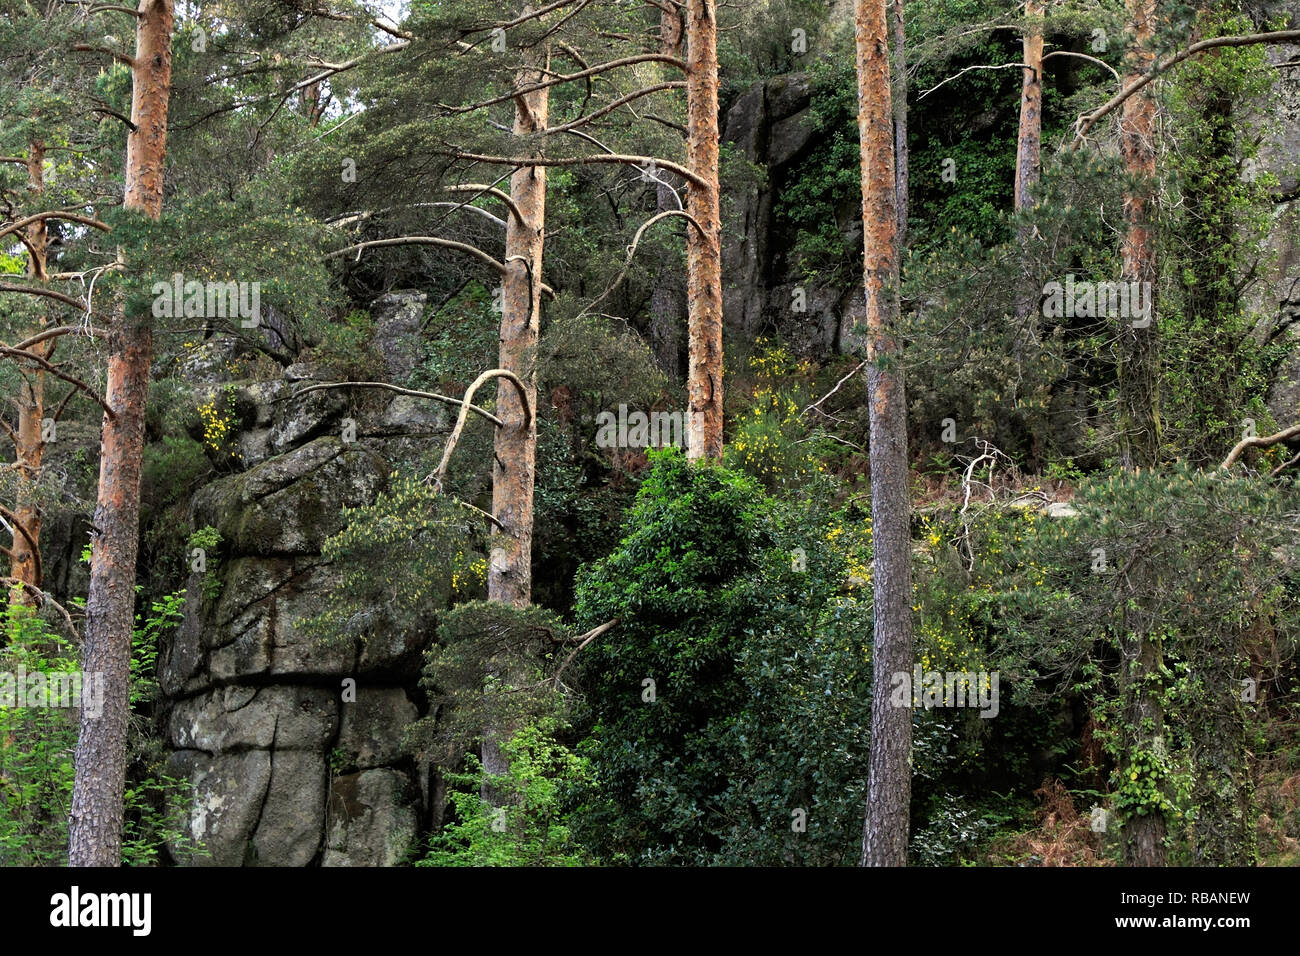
[721,72,866,360]
[1261,42,1300,427]
[159,292,441,866]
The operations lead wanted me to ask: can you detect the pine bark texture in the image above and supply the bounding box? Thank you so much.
[649,5,687,378]
[1114,0,1166,868]
[1013,0,1043,327]
[9,140,47,600]
[891,0,908,242]
[684,0,723,461]
[1118,0,1160,470]
[68,0,171,867]
[482,45,548,782]
[855,0,913,868]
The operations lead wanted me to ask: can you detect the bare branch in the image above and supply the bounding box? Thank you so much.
[439,54,687,115]
[0,211,111,243]
[1219,422,1300,472]
[71,42,136,67]
[454,498,504,531]
[0,577,78,639]
[802,360,868,417]
[919,62,1032,100]
[443,184,526,226]
[1042,49,1120,82]
[0,503,41,588]
[0,283,90,312]
[553,618,619,686]
[581,209,703,317]
[545,82,687,136]
[11,325,108,351]
[1269,451,1300,480]
[291,381,504,427]
[432,369,532,489]
[445,149,706,190]
[322,235,555,296]
[1075,29,1300,141]
[0,344,114,420]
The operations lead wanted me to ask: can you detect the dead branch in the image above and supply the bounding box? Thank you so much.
[919,62,1032,100]
[580,209,703,317]
[0,345,114,420]
[553,618,620,686]
[432,369,532,490]
[291,381,504,427]
[445,149,706,190]
[443,184,526,226]
[0,578,78,639]
[0,283,89,312]
[439,54,687,115]
[0,211,110,243]
[322,236,555,296]
[1075,29,1300,141]
[1219,422,1300,472]
[0,503,41,588]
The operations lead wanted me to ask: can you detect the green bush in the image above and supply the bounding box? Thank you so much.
[570,448,955,864]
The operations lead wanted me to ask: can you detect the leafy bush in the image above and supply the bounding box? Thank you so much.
[417,717,593,867]
[570,448,953,864]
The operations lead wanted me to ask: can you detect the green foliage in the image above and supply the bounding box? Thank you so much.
[303,474,480,652]
[186,526,224,604]
[1159,10,1285,465]
[725,339,838,492]
[0,598,197,866]
[962,464,1300,861]
[417,717,593,867]
[306,309,382,382]
[571,448,948,864]
[408,601,567,761]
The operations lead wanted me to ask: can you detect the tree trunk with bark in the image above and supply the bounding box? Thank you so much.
[1119,610,1168,867]
[481,45,548,782]
[68,0,172,867]
[891,0,908,243]
[9,140,48,603]
[649,4,687,379]
[1117,0,1160,470]
[1113,0,1166,868]
[855,0,913,868]
[684,0,723,461]
[1013,0,1043,324]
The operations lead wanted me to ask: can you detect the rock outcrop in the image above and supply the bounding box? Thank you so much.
[159,291,441,866]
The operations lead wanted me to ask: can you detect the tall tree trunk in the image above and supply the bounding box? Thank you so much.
[9,140,48,603]
[684,0,723,461]
[855,0,913,868]
[68,0,172,867]
[1119,610,1168,866]
[1013,0,1043,325]
[481,44,549,784]
[891,0,908,245]
[650,4,687,379]
[1117,0,1160,470]
[1114,0,1166,869]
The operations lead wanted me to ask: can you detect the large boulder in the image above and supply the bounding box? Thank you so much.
[191,437,386,556]
[161,292,439,868]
